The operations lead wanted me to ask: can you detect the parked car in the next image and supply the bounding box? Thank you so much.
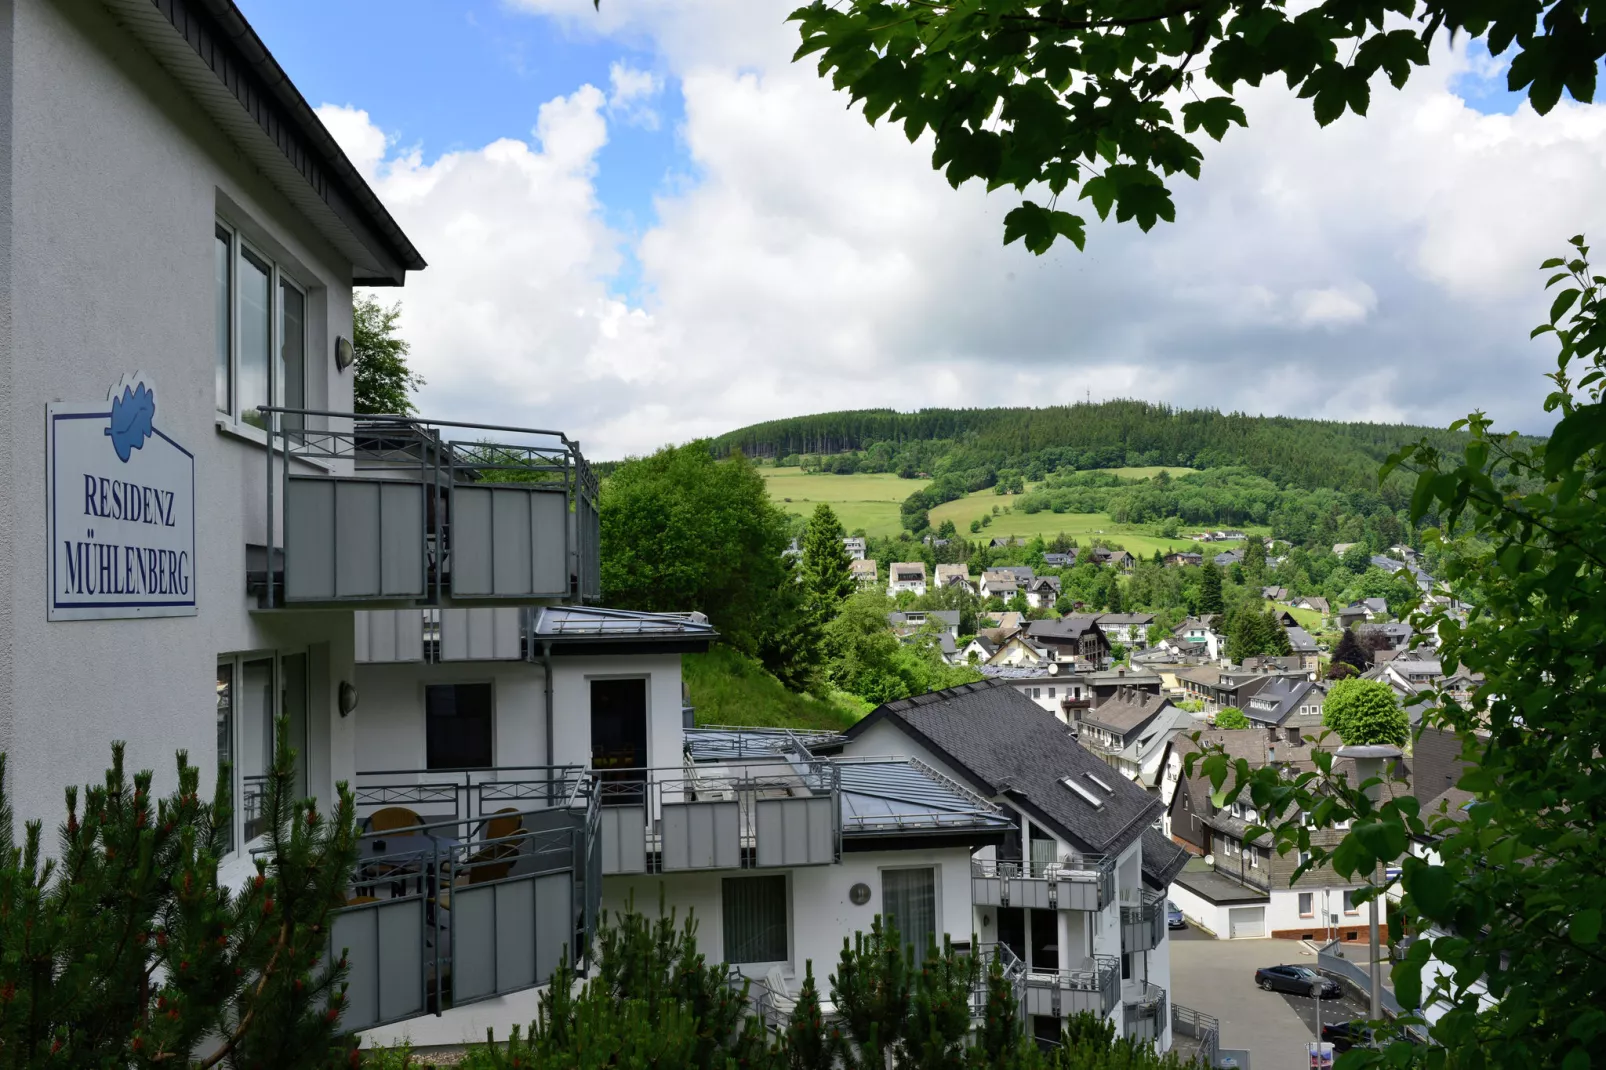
[1253,964,1342,998]
[1167,901,1186,929]
[1320,1021,1373,1052]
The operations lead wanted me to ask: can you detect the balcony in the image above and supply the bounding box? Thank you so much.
[1121,889,1168,953]
[329,766,599,1032]
[1123,982,1168,1043]
[971,854,1116,912]
[596,751,840,875]
[977,944,1119,1019]
[254,409,599,608]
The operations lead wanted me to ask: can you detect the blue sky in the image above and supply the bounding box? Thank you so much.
[240,0,682,249]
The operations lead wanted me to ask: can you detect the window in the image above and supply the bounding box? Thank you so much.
[723,875,788,964]
[217,653,303,852]
[1342,890,1359,915]
[1048,687,1056,698]
[1032,688,1041,699]
[882,867,937,959]
[214,221,308,428]
[1121,952,1132,980]
[426,683,494,769]
[1299,892,1314,917]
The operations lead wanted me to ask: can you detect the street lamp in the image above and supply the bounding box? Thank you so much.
[1337,743,1404,1018]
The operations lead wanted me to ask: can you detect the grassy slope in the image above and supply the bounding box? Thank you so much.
[759,465,1229,549]
[682,646,869,732]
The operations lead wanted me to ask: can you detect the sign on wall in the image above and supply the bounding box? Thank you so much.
[47,374,197,620]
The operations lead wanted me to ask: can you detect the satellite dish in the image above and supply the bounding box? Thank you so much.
[1047,662,1059,675]
[1204,854,1215,866]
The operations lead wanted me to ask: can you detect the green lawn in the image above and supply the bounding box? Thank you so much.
[757,464,1256,553]
[682,646,868,731]
[1101,465,1200,480]
[759,468,912,535]
[1271,601,1326,631]
[929,488,1269,556]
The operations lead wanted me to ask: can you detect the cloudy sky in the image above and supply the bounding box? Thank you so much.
[239,0,1604,459]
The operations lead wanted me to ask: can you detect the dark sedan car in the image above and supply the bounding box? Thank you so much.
[1254,964,1343,998]
[1321,1021,1374,1052]
[1167,901,1186,929]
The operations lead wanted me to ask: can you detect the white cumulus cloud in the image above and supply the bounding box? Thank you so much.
[317,5,1606,457]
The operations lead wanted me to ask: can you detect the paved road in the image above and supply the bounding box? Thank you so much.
[1170,927,1367,1070]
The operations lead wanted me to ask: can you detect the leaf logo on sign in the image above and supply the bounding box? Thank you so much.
[105,381,156,463]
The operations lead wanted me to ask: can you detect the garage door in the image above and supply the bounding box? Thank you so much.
[1228,906,1266,938]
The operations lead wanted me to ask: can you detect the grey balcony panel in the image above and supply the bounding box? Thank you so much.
[661,800,741,871]
[1023,981,1112,1019]
[451,486,569,598]
[355,610,425,663]
[755,795,836,867]
[599,805,648,875]
[970,874,1100,912]
[492,880,536,993]
[532,872,574,986]
[452,885,497,1003]
[440,607,523,660]
[331,898,425,1033]
[284,476,425,601]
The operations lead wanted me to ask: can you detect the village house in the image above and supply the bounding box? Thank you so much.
[888,609,961,642]
[934,562,973,592]
[1042,552,1077,567]
[1163,551,1203,567]
[1095,612,1156,646]
[850,557,879,588]
[1024,575,1063,609]
[981,664,1091,720]
[1173,667,1309,715]
[1026,615,1113,668]
[1168,732,1407,942]
[845,682,1190,1047]
[843,536,868,560]
[887,561,929,597]
[1166,617,1224,662]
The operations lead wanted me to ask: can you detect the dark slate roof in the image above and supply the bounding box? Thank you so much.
[1285,626,1319,653]
[1141,827,1192,889]
[844,680,1162,856]
[1027,615,1103,640]
[1081,691,1172,736]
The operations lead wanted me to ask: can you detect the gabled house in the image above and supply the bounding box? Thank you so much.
[889,610,961,642]
[981,665,1091,720]
[1027,615,1113,668]
[959,635,999,664]
[1093,549,1134,571]
[1262,586,1290,601]
[1163,551,1203,567]
[1283,626,1321,673]
[888,561,928,597]
[1294,596,1330,617]
[850,557,879,589]
[934,563,973,592]
[844,681,1183,1046]
[1077,689,1173,763]
[1357,621,1414,652]
[1241,678,1325,728]
[1212,550,1244,568]
[986,633,1051,668]
[1351,598,1390,620]
[1078,667,1165,708]
[1024,575,1064,609]
[843,536,868,560]
[1168,732,1407,942]
[980,569,1021,599]
[1043,552,1077,568]
[1173,667,1307,714]
[1095,613,1156,646]
[1167,617,1224,662]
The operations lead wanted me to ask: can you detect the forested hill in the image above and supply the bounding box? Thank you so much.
[708,401,1486,494]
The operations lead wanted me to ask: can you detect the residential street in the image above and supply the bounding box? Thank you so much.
[1169,927,1369,1069]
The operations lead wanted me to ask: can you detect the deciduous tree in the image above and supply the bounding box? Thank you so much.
[352,296,424,415]
[1320,678,1408,747]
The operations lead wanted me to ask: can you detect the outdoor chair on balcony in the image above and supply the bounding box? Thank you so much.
[433,808,528,906]
[364,806,426,896]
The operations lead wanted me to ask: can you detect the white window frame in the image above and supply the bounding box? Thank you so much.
[1298,891,1314,917]
[721,873,792,969]
[214,219,309,434]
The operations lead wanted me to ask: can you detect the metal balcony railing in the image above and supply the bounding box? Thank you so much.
[972,942,1029,1027]
[255,408,600,607]
[1171,1003,1220,1067]
[329,767,600,1033]
[1123,981,1168,1043]
[971,854,1116,911]
[596,751,840,874]
[1121,888,1168,953]
[986,946,1119,1019]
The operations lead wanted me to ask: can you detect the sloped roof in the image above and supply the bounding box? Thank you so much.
[1142,827,1193,889]
[846,680,1162,855]
[1027,615,1103,640]
[1285,626,1319,653]
[1082,691,1171,736]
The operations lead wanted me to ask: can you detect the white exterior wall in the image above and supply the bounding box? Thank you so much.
[0,0,361,835]
[351,653,685,772]
[365,847,976,1049]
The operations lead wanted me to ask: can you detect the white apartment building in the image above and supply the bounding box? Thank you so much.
[887,561,928,597]
[1,0,1186,1053]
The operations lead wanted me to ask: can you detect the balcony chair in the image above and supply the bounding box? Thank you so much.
[365,806,426,896]
[431,809,528,913]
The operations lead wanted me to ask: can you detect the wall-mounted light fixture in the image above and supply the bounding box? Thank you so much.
[849,882,871,906]
[335,335,355,372]
[339,681,359,717]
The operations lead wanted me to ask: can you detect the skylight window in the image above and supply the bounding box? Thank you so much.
[1084,771,1115,794]
[1061,777,1105,809]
